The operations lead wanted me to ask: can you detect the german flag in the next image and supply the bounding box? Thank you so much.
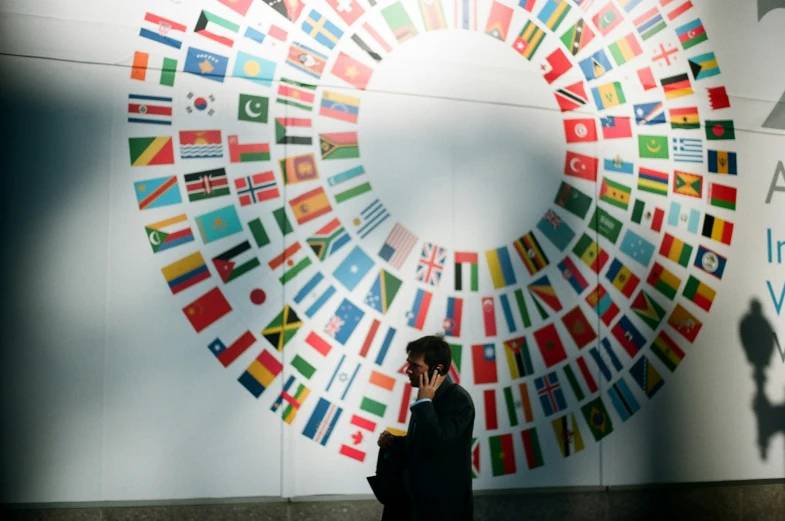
[661,73,693,100]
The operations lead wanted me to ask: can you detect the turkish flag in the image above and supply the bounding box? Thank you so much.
[563,118,598,143]
[482,297,497,337]
[564,151,598,181]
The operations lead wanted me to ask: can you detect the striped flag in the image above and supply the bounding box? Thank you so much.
[521,427,544,469]
[339,413,377,462]
[208,327,256,368]
[485,246,517,289]
[607,377,640,421]
[708,150,737,175]
[128,94,173,125]
[551,413,584,458]
[356,199,390,239]
[145,214,194,253]
[238,349,282,398]
[513,232,549,275]
[270,375,310,424]
[140,12,186,49]
[489,433,517,475]
[667,200,700,234]
[161,252,211,294]
[379,223,418,270]
[302,397,342,446]
[503,336,533,379]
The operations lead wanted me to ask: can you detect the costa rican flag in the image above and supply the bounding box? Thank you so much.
[415,242,447,286]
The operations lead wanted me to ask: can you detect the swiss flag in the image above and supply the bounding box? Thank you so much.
[325,0,365,25]
[563,118,598,143]
[217,0,253,15]
[542,47,572,84]
[564,151,598,181]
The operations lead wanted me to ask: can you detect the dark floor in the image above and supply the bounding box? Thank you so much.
[3,482,784,521]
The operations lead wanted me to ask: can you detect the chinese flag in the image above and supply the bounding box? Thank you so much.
[332,52,373,90]
[182,287,232,332]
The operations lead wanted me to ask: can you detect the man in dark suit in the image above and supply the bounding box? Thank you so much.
[371,335,475,520]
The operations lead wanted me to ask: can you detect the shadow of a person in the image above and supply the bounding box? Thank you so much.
[739,299,785,460]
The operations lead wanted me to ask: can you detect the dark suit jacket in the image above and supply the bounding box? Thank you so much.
[369,380,475,521]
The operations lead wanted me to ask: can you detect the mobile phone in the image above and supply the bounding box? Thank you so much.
[430,365,443,379]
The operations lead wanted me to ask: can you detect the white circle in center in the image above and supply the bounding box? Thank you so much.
[359,31,565,251]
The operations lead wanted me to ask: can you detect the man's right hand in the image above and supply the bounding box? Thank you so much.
[377,430,396,449]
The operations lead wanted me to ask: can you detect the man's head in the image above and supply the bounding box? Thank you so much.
[405,334,452,387]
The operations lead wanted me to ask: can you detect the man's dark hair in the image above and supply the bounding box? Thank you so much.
[406,334,452,373]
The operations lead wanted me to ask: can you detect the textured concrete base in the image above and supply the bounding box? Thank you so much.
[4,482,784,521]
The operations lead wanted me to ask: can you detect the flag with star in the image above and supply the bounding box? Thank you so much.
[619,229,655,267]
[365,269,403,315]
[629,355,665,398]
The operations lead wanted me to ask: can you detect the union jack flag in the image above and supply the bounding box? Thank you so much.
[324,315,344,338]
[415,242,447,286]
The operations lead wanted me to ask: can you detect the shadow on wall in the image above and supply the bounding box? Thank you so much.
[0,55,115,501]
[739,299,785,461]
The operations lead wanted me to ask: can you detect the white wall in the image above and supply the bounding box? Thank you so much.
[0,0,783,503]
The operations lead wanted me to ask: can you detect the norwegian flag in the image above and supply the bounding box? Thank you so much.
[234,171,280,206]
[415,242,447,286]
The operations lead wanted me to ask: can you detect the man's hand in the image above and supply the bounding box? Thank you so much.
[378,430,396,449]
[417,370,445,400]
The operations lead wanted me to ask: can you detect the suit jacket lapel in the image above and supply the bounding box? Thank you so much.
[433,380,453,404]
[406,381,454,448]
